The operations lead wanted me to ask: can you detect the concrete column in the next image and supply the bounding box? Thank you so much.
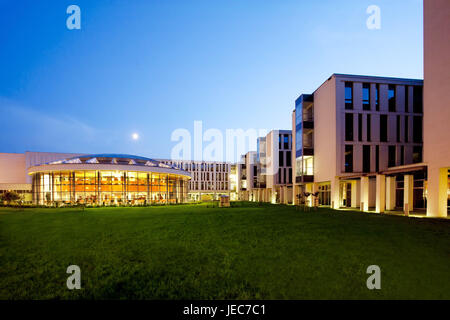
[312,183,318,207]
[279,187,283,204]
[331,177,340,209]
[282,186,289,204]
[305,183,313,207]
[351,180,360,208]
[404,175,414,215]
[427,167,448,217]
[386,176,396,211]
[375,174,386,213]
[293,185,299,205]
[360,176,369,211]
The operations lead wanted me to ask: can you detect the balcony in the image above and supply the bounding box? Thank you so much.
[303,120,314,130]
[295,175,314,183]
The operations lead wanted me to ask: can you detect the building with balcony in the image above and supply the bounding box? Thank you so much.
[240,130,293,204]
[292,74,426,214]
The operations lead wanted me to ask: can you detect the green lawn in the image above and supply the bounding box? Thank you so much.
[0,202,449,299]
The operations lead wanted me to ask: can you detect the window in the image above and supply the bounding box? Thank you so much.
[375,84,380,111]
[288,168,292,184]
[363,145,371,173]
[253,166,257,176]
[388,85,396,112]
[380,114,388,142]
[345,82,353,109]
[358,114,363,141]
[278,135,281,149]
[400,146,405,166]
[279,151,284,167]
[404,116,409,142]
[367,114,371,142]
[283,135,289,149]
[345,113,354,141]
[375,145,379,172]
[405,86,409,112]
[286,151,291,167]
[413,86,423,113]
[345,145,353,173]
[413,146,422,163]
[413,116,422,143]
[397,115,401,142]
[363,83,370,110]
[388,146,396,167]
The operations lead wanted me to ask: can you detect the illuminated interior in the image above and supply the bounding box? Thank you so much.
[28,154,190,205]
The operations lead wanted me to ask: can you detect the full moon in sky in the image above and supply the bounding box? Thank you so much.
[132,133,139,140]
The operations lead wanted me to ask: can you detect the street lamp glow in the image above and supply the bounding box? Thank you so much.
[132,133,139,140]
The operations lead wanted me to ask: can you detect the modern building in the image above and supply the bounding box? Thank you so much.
[158,159,231,201]
[292,74,426,214]
[258,130,293,203]
[238,130,293,204]
[0,152,191,205]
[237,151,257,201]
[423,0,450,217]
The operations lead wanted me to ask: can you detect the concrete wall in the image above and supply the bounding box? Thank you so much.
[424,0,450,217]
[313,76,337,183]
[0,153,27,185]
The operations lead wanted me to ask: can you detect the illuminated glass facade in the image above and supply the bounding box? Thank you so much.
[29,154,190,205]
[294,94,314,184]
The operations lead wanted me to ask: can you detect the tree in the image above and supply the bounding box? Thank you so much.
[3,191,21,205]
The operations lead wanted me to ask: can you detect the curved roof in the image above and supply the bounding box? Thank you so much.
[44,153,180,170]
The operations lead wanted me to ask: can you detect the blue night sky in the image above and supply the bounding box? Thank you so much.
[0,0,423,161]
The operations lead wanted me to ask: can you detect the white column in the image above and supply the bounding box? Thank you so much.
[279,187,283,204]
[427,167,448,217]
[404,175,414,215]
[312,183,318,207]
[351,180,360,208]
[375,174,386,213]
[360,176,369,211]
[386,176,396,211]
[331,177,340,209]
[283,186,288,204]
[305,183,313,207]
[293,185,299,205]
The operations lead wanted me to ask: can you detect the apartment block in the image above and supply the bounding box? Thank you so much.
[159,159,231,201]
[240,130,293,204]
[292,74,426,213]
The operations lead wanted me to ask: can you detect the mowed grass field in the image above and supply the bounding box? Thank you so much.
[0,202,449,300]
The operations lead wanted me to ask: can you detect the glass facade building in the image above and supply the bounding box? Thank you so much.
[294,94,314,183]
[28,154,190,205]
